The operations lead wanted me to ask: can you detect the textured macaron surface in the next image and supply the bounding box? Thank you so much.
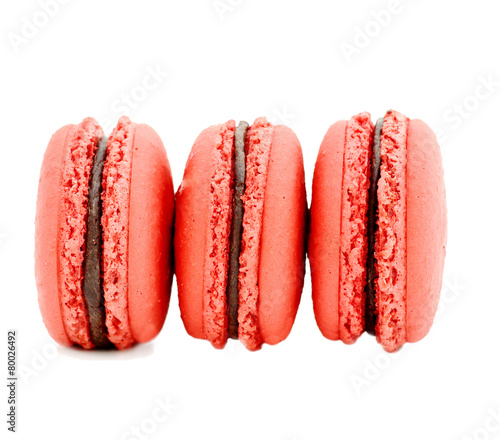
[59,119,102,349]
[202,121,236,348]
[101,116,136,350]
[237,117,274,351]
[338,113,373,344]
[374,110,409,352]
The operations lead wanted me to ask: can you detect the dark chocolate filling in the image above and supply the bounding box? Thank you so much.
[82,136,111,348]
[227,121,249,339]
[364,117,384,335]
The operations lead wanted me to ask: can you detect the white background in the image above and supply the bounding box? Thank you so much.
[1,1,499,439]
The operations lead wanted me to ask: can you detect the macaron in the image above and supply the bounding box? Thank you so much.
[309,110,447,352]
[175,117,307,351]
[35,116,174,349]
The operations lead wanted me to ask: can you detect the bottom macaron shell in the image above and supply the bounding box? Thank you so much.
[406,119,447,342]
[257,125,307,345]
[127,123,175,343]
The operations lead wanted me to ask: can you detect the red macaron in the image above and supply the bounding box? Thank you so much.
[309,110,447,352]
[175,117,307,351]
[35,116,174,349]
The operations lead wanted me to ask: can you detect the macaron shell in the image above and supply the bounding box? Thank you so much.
[101,117,136,349]
[201,121,235,349]
[374,110,408,352]
[406,119,447,342]
[35,124,73,347]
[309,121,346,341]
[257,125,307,345]
[237,118,274,350]
[338,113,373,344]
[36,119,103,349]
[175,123,234,343]
[128,123,175,343]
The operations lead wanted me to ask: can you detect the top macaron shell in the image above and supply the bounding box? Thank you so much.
[175,118,307,350]
[126,122,175,343]
[406,119,447,342]
[35,116,174,349]
[257,124,307,345]
[309,113,446,351]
